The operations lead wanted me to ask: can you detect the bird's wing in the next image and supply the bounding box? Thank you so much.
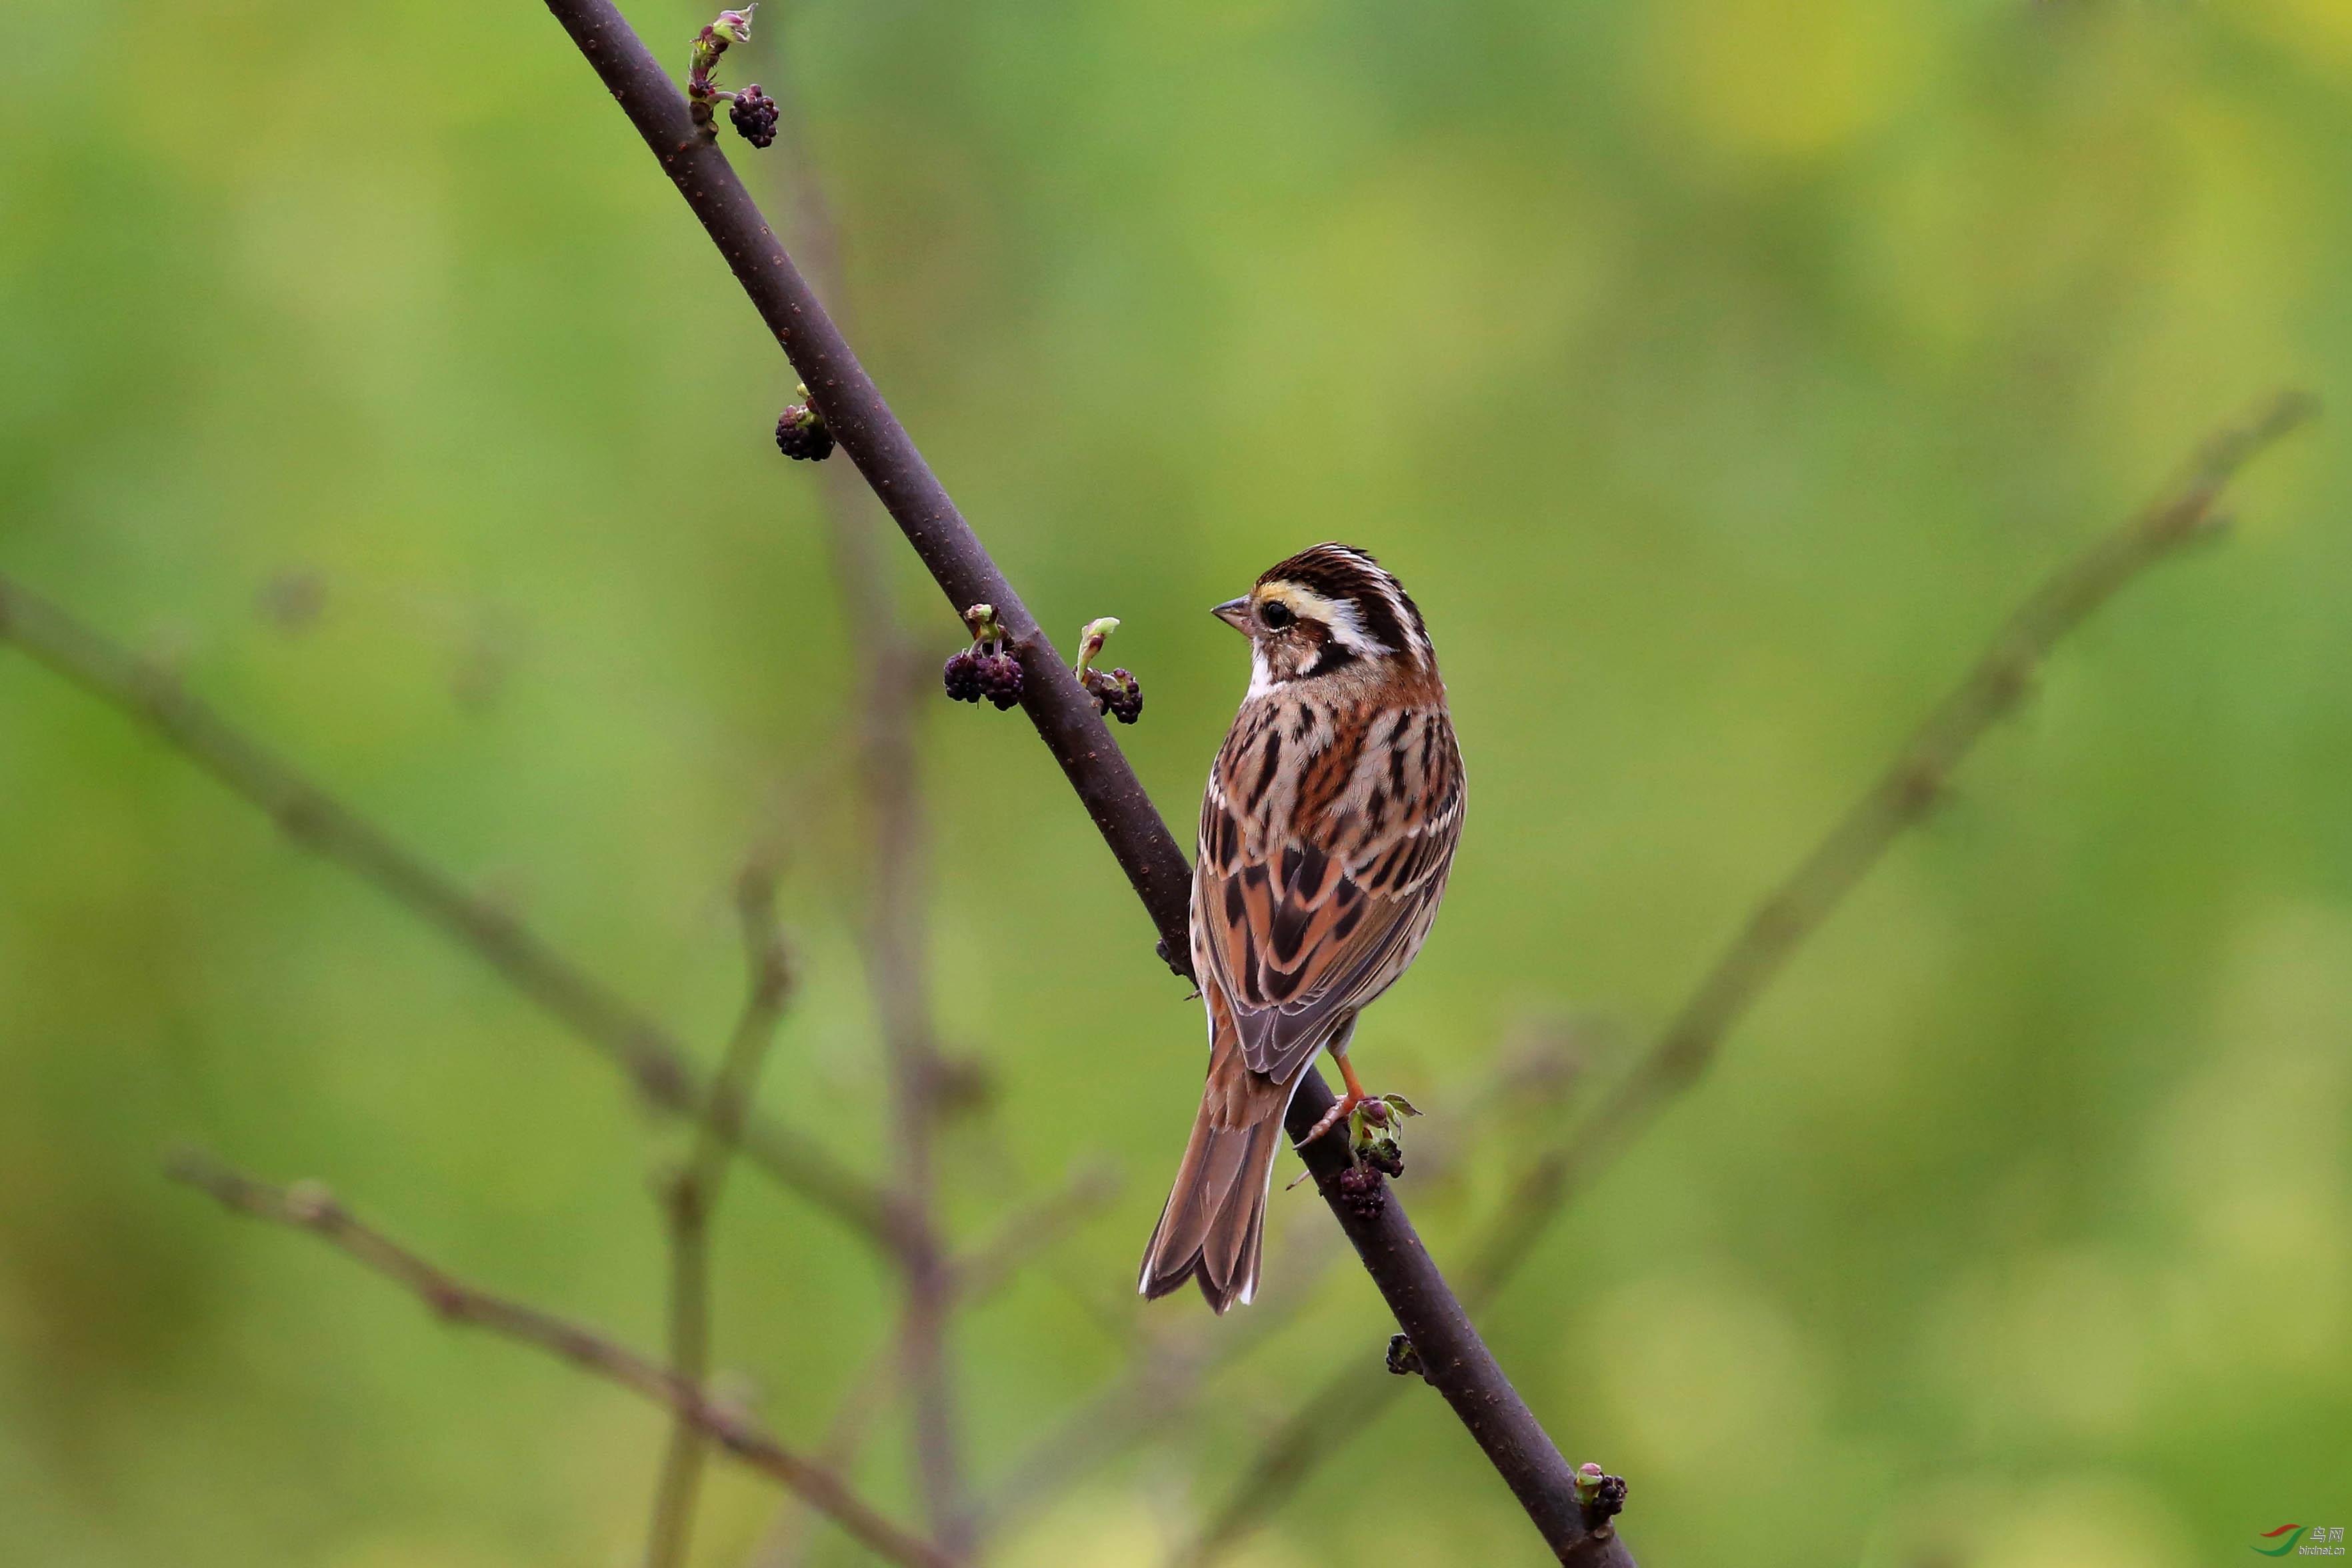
[1193,701,1464,1085]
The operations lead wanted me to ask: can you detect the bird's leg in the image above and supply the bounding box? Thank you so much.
[1335,1051,1372,1111]
[1295,1019,1368,1149]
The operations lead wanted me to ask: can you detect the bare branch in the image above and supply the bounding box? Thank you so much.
[533,4,1620,1557]
[645,866,796,1568]
[165,1149,953,1568]
[1181,389,2321,1563]
[0,573,906,1249]
[538,0,1195,963]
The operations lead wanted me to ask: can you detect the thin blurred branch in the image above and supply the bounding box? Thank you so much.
[1463,391,2317,1294]
[1179,389,2321,1565]
[165,1149,955,1568]
[645,866,795,1568]
[741,1164,1118,1568]
[949,1159,1123,1305]
[0,573,905,1249]
[739,1156,1125,1568]
[977,1219,1343,1551]
[539,5,1625,1558]
[746,1335,901,1568]
[790,149,975,1564]
[866,633,973,1559]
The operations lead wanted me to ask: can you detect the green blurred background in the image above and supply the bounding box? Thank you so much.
[4,0,2349,1563]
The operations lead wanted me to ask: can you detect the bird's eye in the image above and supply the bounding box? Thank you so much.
[1258,600,1296,631]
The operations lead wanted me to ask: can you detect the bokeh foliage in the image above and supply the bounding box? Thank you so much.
[3,0,2349,1563]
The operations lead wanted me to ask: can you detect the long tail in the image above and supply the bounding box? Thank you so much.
[1139,997,1303,1313]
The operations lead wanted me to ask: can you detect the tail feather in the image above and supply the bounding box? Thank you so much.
[1139,1115,1281,1311]
[1139,1013,1305,1313]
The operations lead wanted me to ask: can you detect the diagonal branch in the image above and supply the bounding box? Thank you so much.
[1179,389,2321,1563]
[533,2,1627,1559]
[645,865,795,1568]
[165,1149,955,1568]
[0,573,909,1251]
[1461,389,2318,1303]
[540,0,1195,961]
[985,1023,1596,1551]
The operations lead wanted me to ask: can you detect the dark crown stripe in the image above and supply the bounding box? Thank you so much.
[1256,542,1380,596]
[1256,541,1431,665]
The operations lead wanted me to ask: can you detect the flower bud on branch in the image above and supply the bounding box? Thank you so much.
[1385,1332,1429,1380]
[685,9,772,145]
[1350,1093,1417,1177]
[1073,617,1142,724]
[1575,1463,1629,1528]
[775,383,833,461]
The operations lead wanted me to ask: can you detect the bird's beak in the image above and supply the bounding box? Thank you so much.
[1211,596,1253,633]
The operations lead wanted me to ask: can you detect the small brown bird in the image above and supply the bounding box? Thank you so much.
[1139,543,1466,1312]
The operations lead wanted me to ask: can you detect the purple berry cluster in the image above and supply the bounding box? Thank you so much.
[775,399,833,461]
[1335,1164,1385,1219]
[940,647,1023,709]
[943,606,1025,711]
[729,85,779,148]
[941,649,986,703]
[1082,666,1143,725]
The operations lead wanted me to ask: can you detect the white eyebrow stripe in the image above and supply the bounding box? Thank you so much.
[1369,576,1431,666]
[1323,597,1393,656]
[1267,584,1393,657]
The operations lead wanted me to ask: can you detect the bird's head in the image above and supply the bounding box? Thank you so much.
[1213,542,1435,695]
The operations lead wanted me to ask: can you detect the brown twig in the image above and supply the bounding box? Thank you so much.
[535,4,1619,1558]
[0,573,905,1249]
[644,866,795,1568]
[165,1149,953,1568]
[1179,389,2321,1564]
